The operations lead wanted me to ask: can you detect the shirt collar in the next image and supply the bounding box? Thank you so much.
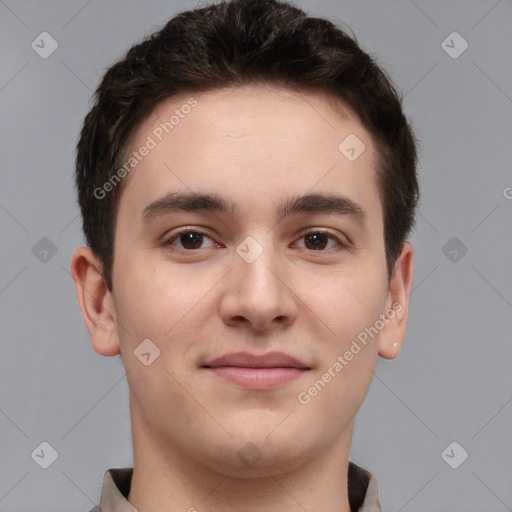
[92,460,381,512]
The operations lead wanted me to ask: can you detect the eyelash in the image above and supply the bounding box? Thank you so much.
[164,227,348,252]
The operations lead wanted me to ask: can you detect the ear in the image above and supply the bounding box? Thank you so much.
[69,246,120,356]
[378,242,414,360]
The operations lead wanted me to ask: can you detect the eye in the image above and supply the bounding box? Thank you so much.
[164,228,348,252]
[294,230,347,251]
[164,228,218,250]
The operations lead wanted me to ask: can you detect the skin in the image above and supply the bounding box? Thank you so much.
[70,84,413,512]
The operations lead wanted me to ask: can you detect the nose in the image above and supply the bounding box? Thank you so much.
[218,238,298,332]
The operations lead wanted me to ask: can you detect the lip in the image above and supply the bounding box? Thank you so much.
[202,351,310,390]
[207,367,307,389]
[203,351,310,369]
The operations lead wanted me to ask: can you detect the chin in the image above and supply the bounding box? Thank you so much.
[206,446,313,479]
[197,433,319,479]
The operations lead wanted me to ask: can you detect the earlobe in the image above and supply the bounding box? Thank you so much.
[378,242,414,360]
[69,246,121,356]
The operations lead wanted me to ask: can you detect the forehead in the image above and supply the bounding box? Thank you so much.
[116,84,380,224]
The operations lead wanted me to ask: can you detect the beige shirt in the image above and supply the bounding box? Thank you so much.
[88,461,381,511]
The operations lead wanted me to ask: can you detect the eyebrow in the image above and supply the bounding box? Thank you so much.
[141,191,366,224]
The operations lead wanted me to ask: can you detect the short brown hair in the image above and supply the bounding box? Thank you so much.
[75,0,419,291]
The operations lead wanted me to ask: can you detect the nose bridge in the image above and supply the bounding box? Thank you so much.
[236,234,282,301]
[221,233,296,330]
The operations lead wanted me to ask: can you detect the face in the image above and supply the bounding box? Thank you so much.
[74,84,412,477]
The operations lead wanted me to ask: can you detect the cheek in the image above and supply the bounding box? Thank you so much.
[113,257,217,354]
[298,266,386,405]
[296,277,384,421]
[302,263,388,337]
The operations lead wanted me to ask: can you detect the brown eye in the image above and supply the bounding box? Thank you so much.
[304,233,329,250]
[295,231,346,251]
[165,229,217,250]
[177,232,203,250]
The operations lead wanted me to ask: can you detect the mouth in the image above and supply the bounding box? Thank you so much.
[201,351,311,389]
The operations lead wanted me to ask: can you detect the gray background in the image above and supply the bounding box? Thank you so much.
[1,0,511,510]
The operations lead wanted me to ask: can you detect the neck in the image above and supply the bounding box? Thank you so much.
[126,414,355,512]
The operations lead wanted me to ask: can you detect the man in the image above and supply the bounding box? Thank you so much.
[70,0,418,510]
